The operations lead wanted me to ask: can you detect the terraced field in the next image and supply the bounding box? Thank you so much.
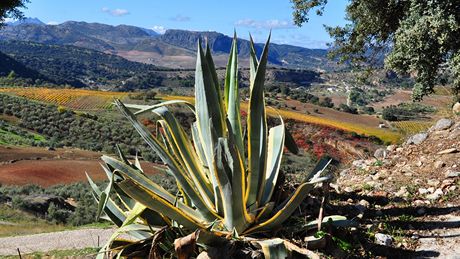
[0,87,129,111]
[161,95,402,143]
[392,120,434,135]
[0,87,403,143]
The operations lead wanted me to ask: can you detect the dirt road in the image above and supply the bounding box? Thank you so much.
[0,228,114,255]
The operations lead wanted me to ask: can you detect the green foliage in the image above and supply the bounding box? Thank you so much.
[0,94,159,161]
[339,103,358,114]
[292,0,460,100]
[0,183,98,226]
[0,120,47,146]
[382,102,436,121]
[0,0,29,27]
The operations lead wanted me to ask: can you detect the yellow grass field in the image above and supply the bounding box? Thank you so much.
[161,95,402,143]
[0,87,128,111]
[392,121,433,135]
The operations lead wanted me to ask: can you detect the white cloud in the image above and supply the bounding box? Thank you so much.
[47,21,59,25]
[272,33,329,48]
[170,14,191,22]
[4,18,16,24]
[235,19,296,30]
[102,7,130,17]
[151,25,166,34]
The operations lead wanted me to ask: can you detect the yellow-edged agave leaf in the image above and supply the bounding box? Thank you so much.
[249,34,259,85]
[102,155,209,222]
[152,107,213,198]
[259,123,285,205]
[124,100,196,116]
[86,173,126,227]
[205,42,225,114]
[115,101,218,221]
[224,33,245,162]
[192,122,209,169]
[255,238,288,259]
[243,176,329,234]
[214,137,251,233]
[246,33,271,210]
[118,178,209,231]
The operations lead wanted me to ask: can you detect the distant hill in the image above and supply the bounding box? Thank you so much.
[6,17,45,26]
[0,40,165,89]
[0,20,339,70]
[0,51,48,82]
[0,40,322,90]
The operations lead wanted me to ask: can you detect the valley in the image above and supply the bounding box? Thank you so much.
[0,16,458,258]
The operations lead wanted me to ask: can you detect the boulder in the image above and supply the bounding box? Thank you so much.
[405,133,428,145]
[374,148,387,159]
[430,118,454,131]
[453,102,460,115]
[21,195,75,214]
[375,233,393,246]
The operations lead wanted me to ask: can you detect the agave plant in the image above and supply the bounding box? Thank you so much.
[88,33,337,257]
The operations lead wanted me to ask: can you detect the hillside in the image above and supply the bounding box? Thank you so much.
[333,117,460,257]
[0,20,337,70]
[0,51,49,83]
[0,40,163,89]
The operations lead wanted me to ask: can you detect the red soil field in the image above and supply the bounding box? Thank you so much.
[0,146,157,187]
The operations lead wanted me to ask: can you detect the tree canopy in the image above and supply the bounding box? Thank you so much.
[291,0,460,101]
[0,0,29,27]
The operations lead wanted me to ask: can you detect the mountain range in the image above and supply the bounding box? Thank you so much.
[1,18,336,70]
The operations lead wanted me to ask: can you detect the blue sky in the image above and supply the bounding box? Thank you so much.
[19,0,348,49]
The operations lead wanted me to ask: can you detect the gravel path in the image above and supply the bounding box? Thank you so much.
[0,228,115,255]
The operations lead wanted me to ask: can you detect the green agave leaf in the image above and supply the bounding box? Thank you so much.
[255,238,288,259]
[86,173,126,227]
[249,34,259,86]
[152,106,214,205]
[102,155,207,222]
[124,100,196,116]
[304,215,356,230]
[192,122,209,169]
[205,42,225,114]
[115,100,218,221]
[243,177,328,234]
[224,33,245,163]
[246,33,271,210]
[259,124,285,205]
[214,137,250,233]
[284,126,299,155]
[118,178,208,231]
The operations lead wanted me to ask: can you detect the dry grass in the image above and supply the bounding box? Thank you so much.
[0,205,67,237]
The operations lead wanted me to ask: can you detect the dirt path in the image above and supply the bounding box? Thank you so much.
[0,228,114,255]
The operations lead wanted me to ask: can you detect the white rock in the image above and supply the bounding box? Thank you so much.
[426,189,443,200]
[387,145,397,152]
[445,170,460,178]
[374,148,388,159]
[453,102,460,114]
[375,233,393,246]
[418,188,429,195]
[430,118,454,131]
[434,160,445,169]
[359,199,370,207]
[427,179,440,187]
[405,133,428,145]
